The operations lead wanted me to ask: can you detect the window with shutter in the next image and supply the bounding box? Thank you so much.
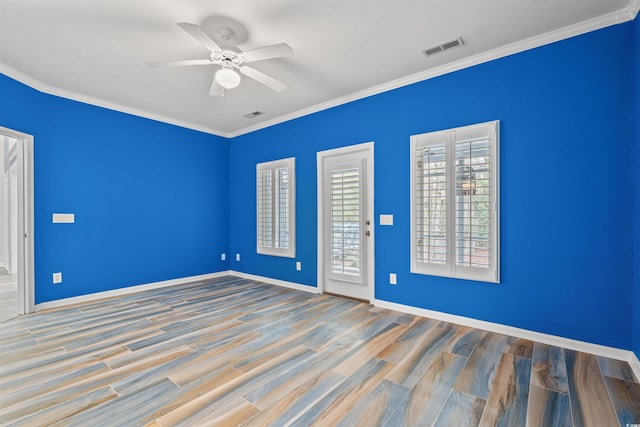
[256,157,295,258]
[411,121,499,282]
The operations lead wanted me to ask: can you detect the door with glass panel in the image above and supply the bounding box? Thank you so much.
[318,143,373,302]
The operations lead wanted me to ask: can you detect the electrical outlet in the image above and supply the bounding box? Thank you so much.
[296,261,302,271]
[221,253,226,261]
[389,273,397,285]
[236,253,240,262]
[53,272,62,284]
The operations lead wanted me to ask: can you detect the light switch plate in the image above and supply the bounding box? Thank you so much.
[296,262,301,271]
[53,213,75,223]
[380,214,394,225]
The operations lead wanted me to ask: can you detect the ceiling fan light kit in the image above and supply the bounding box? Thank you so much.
[215,67,241,89]
[149,21,292,97]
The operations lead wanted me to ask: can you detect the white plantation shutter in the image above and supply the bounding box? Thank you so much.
[256,158,295,257]
[455,135,491,270]
[329,166,362,279]
[274,167,290,249]
[257,169,273,248]
[415,141,449,274]
[411,121,499,282]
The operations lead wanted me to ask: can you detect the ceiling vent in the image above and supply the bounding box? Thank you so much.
[422,37,464,57]
[244,111,264,119]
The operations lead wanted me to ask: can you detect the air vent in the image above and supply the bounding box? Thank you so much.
[244,111,264,119]
[422,37,464,57]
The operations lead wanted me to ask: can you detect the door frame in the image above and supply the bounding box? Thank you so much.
[1,126,35,315]
[317,142,374,303]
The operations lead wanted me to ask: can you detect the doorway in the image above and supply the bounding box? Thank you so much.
[317,142,374,302]
[0,127,34,322]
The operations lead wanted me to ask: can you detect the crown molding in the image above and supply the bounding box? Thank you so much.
[0,64,231,139]
[626,0,640,19]
[228,5,638,137]
[2,1,636,140]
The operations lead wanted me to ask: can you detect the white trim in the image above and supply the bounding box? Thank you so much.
[230,273,640,376]
[21,133,35,315]
[374,299,636,363]
[410,121,499,283]
[28,268,639,373]
[35,271,230,311]
[0,127,35,315]
[0,64,229,139]
[228,7,638,138]
[256,157,296,258]
[625,0,640,20]
[629,353,640,382]
[1,5,636,139]
[317,142,375,303]
[228,271,319,294]
[35,270,317,312]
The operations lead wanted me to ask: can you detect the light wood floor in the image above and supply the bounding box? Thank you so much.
[0,276,638,426]
[0,273,18,324]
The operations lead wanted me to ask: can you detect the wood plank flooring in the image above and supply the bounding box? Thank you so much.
[0,273,18,324]
[0,276,638,426]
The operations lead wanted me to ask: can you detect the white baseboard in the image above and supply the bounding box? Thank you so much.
[35,271,231,311]
[629,352,640,382]
[35,270,317,312]
[226,273,637,366]
[374,299,637,364]
[229,270,319,294]
[32,270,639,372]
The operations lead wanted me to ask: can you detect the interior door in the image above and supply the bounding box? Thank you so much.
[0,127,34,318]
[318,143,373,302]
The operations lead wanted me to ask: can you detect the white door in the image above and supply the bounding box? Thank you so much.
[0,127,34,318]
[8,157,18,275]
[317,142,374,302]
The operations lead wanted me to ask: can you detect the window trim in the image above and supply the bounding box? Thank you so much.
[410,121,499,283]
[256,157,296,258]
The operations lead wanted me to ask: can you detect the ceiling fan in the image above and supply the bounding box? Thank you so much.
[149,22,292,96]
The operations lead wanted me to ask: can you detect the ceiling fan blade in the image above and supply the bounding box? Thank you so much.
[177,22,222,53]
[209,78,223,97]
[148,59,212,68]
[239,66,287,92]
[241,43,293,62]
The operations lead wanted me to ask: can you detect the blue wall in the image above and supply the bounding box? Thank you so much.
[1,19,636,352]
[634,16,640,360]
[230,22,636,349]
[0,75,230,303]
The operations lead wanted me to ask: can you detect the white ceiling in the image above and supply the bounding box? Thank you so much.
[0,1,636,137]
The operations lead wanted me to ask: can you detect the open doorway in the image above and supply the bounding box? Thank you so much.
[0,127,34,322]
